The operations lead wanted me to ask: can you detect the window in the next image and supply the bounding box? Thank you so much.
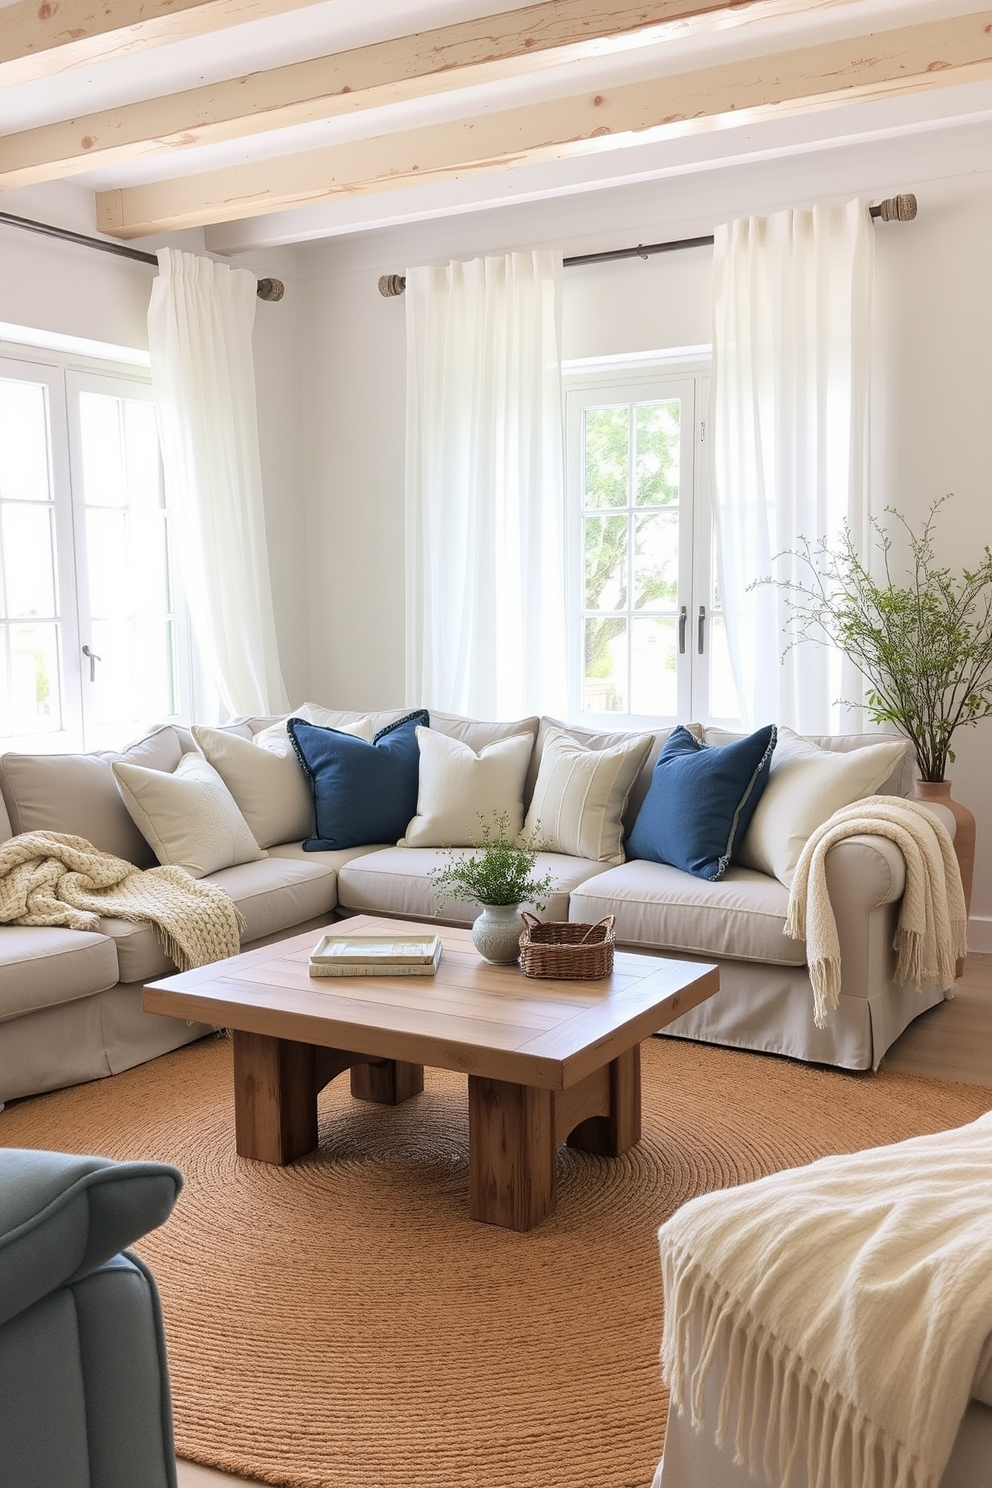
[565,362,740,728]
[0,347,190,751]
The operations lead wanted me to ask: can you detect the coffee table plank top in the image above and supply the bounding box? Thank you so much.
[145,915,718,1091]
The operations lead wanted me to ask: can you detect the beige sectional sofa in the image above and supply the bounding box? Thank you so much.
[0,706,947,1106]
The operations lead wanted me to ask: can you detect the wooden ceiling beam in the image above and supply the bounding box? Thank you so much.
[0,0,328,88]
[0,0,843,189]
[96,11,992,238]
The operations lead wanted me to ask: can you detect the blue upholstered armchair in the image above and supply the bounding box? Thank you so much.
[0,1148,183,1488]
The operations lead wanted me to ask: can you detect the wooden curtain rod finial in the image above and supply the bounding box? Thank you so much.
[874,193,918,222]
[378,273,407,297]
[256,277,285,301]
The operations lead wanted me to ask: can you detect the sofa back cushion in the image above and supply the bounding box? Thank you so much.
[0,725,191,866]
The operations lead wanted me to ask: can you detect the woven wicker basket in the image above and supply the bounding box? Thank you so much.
[518,912,616,980]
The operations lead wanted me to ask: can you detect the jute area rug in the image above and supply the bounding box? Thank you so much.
[2,1035,989,1488]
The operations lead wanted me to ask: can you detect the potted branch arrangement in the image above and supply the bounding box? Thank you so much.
[759,495,992,909]
[430,812,555,964]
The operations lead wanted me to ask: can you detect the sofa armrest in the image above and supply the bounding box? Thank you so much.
[0,1150,182,1329]
[823,833,906,911]
[821,835,906,1008]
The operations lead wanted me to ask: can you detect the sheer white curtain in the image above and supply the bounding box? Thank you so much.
[404,250,567,719]
[710,199,873,732]
[147,247,288,718]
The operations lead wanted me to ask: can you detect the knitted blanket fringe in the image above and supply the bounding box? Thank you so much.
[0,831,244,971]
[785,796,967,1029]
[659,1114,992,1488]
[662,1247,924,1488]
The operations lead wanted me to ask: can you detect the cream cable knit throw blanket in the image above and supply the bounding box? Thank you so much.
[659,1113,992,1488]
[786,796,967,1029]
[0,831,243,971]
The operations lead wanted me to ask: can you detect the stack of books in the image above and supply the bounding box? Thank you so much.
[308,932,442,978]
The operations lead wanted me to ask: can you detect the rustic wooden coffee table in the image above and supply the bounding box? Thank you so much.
[145,914,719,1231]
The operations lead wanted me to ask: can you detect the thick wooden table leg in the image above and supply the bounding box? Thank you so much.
[350,1059,424,1105]
[233,1031,317,1165]
[566,1045,642,1157]
[468,1075,556,1231]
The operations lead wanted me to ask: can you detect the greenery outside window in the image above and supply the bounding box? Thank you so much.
[565,361,739,728]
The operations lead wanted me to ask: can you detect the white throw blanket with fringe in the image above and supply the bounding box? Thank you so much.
[0,831,243,971]
[659,1112,992,1488]
[786,796,967,1029]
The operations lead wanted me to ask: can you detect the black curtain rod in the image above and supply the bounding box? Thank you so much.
[377,193,917,297]
[0,209,285,300]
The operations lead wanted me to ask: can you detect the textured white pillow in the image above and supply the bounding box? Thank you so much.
[294,703,383,737]
[112,752,266,878]
[399,727,533,847]
[737,727,909,886]
[519,725,653,865]
[191,723,314,849]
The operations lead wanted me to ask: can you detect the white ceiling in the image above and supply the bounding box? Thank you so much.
[1,0,991,251]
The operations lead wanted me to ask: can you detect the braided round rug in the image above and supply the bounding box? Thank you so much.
[2,1034,989,1488]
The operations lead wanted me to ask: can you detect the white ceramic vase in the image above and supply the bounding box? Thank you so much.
[471,903,524,965]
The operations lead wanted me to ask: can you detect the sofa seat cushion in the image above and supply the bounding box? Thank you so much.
[570,861,807,966]
[337,847,610,925]
[0,927,119,1021]
[104,855,340,983]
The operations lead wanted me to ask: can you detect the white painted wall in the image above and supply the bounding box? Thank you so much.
[296,134,992,939]
[0,182,311,705]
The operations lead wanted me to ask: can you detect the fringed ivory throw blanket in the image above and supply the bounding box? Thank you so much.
[659,1114,992,1488]
[0,831,243,970]
[786,796,967,1029]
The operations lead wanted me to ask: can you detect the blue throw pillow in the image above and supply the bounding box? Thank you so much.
[287,711,429,851]
[626,724,777,880]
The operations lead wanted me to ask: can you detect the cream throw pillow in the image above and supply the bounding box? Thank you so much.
[191,723,310,849]
[519,725,653,864]
[399,727,533,847]
[737,727,909,886]
[112,752,267,878]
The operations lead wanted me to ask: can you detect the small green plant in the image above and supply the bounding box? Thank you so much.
[755,495,992,781]
[429,812,555,909]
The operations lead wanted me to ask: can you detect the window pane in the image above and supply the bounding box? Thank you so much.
[79,392,126,507]
[709,616,741,720]
[584,514,628,610]
[631,616,678,715]
[633,511,679,612]
[584,617,626,713]
[0,380,51,502]
[125,401,162,509]
[2,504,57,618]
[4,622,62,735]
[634,400,680,506]
[583,407,628,508]
[86,508,129,619]
[77,388,178,736]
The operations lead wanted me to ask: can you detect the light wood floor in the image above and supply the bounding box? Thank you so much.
[173,952,992,1487]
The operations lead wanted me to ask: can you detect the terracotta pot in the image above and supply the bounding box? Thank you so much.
[910,779,976,918]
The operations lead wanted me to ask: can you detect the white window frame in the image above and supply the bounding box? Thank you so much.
[0,340,193,752]
[564,352,739,729]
